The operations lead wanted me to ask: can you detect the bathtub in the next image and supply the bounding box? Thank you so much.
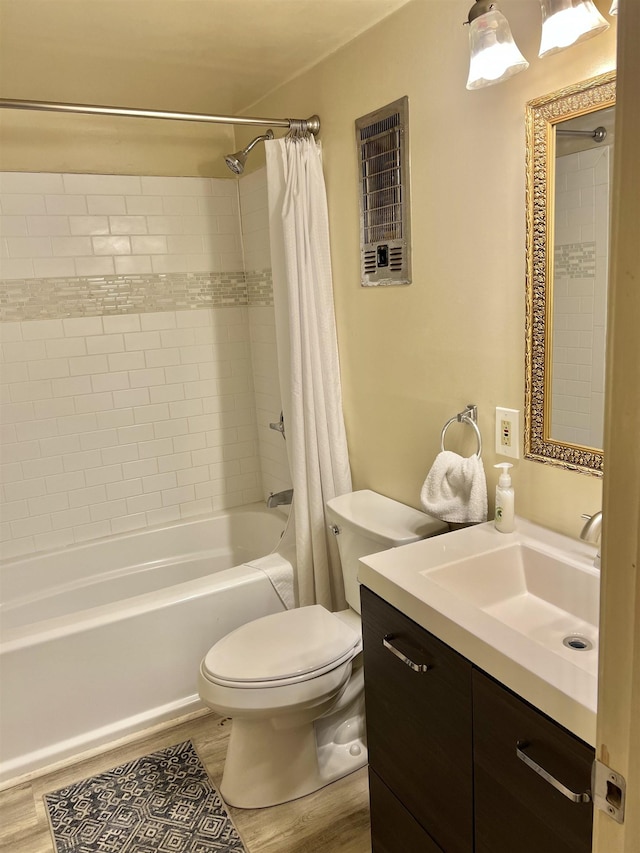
[0,503,292,785]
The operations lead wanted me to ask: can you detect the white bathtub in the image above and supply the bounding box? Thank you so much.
[0,503,292,785]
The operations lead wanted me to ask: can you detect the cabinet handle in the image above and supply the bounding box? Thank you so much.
[383,635,431,673]
[516,741,591,804]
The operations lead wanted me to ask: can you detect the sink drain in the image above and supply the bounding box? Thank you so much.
[562,635,593,651]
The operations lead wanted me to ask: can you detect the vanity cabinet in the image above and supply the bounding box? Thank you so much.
[473,668,594,853]
[361,586,474,853]
[361,587,595,853]
[368,768,443,853]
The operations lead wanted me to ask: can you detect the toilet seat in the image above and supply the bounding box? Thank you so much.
[202,605,360,689]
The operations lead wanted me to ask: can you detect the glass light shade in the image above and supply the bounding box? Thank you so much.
[609,0,618,14]
[466,9,529,90]
[538,0,610,58]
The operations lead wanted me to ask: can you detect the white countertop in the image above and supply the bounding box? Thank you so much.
[358,517,599,746]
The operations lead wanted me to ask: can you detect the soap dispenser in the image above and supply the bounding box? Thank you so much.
[494,463,514,533]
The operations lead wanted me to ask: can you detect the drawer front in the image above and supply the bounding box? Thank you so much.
[473,669,594,853]
[369,769,443,853]
[361,587,474,853]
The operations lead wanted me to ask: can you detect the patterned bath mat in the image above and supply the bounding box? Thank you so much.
[44,740,246,853]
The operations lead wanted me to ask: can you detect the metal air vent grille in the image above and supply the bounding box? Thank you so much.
[356,96,411,287]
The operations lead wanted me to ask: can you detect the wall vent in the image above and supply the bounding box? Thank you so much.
[356,96,411,287]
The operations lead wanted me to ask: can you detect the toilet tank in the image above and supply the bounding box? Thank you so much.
[326,489,448,614]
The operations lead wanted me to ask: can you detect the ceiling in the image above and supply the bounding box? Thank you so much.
[0,0,414,115]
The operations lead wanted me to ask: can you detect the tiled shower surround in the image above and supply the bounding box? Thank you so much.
[0,170,290,559]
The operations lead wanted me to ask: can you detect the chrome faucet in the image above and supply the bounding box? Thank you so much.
[267,488,293,508]
[580,511,602,568]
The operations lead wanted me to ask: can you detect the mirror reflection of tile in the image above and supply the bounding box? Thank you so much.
[552,141,610,450]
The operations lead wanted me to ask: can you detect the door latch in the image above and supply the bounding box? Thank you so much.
[592,759,626,824]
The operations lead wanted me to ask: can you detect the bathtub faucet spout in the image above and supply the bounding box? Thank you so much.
[267,489,293,508]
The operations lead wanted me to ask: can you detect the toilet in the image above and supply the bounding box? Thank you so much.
[197,489,448,808]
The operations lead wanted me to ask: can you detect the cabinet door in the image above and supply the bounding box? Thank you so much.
[361,586,474,853]
[369,769,443,853]
[473,669,594,853]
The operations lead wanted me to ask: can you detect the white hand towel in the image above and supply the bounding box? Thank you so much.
[420,451,488,524]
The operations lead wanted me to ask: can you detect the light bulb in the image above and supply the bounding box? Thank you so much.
[466,8,529,90]
[539,0,610,58]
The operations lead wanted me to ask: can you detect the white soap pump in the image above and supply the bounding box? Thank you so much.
[494,463,515,533]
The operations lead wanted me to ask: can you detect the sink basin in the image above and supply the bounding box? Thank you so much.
[426,542,599,668]
[358,518,600,745]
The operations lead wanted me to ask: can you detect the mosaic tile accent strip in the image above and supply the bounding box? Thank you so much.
[554,242,596,279]
[246,269,274,307]
[45,740,246,853]
[0,270,273,321]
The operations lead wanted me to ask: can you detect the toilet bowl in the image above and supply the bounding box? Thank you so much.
[198,489,448,808]
[198,605,364,808]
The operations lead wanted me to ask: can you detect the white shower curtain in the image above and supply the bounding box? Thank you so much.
[265,135,352,611]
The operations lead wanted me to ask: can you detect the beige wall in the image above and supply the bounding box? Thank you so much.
[243,0,617,539]
[0,113,235,179]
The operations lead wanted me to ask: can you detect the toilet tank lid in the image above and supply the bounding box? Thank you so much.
[326,489,447,547]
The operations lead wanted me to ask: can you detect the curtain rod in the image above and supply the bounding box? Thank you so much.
[556,125,606,142]
[0,98,321,134]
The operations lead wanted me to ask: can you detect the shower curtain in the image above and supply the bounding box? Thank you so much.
[265,134,352,611]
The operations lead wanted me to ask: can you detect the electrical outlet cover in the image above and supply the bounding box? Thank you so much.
[495,407,520,459]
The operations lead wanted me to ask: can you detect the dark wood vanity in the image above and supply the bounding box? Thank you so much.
[361,586,595,853]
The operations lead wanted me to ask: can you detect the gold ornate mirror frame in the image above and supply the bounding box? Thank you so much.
[524,71,615,477]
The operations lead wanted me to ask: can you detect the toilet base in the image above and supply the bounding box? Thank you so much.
[219,664,367,809]
[220,710,367,809]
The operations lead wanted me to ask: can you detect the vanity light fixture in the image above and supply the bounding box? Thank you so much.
[609,0,618,14]
[465,0,529,90]
[538,0,610,58]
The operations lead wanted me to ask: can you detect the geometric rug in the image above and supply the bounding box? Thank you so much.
[44,741,246,853]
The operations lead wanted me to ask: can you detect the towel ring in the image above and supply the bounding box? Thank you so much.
[440,410,482,458]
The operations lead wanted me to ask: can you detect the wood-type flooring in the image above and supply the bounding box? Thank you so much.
[0,711,371,853]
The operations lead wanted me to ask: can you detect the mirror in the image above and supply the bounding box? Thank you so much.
[525,72,615,477]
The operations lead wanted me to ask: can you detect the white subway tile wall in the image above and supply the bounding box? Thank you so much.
[240,170,292,501]
[552,147,610,449]
[0,169,290,558]
[239,168,272,273]
[0,172,241,279]
[0,309,262,558]
[249,308,291,500]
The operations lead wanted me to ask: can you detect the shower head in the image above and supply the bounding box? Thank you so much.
[224,129,274,175]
